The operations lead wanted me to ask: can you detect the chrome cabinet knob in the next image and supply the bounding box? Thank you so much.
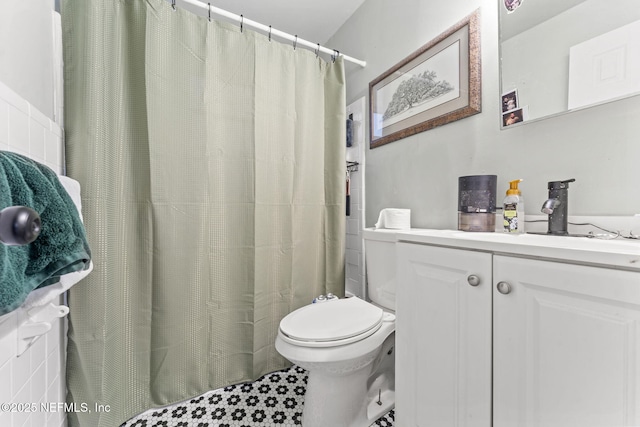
[467,275,481,286]
[496,281,512,295]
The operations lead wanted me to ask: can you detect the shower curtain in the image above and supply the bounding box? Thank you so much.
[61,1,345,425]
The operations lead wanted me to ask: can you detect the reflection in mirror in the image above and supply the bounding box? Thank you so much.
[499,0,640,126]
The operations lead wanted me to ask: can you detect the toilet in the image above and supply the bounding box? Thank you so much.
[275,229,398,427]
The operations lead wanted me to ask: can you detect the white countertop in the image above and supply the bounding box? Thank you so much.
[394,229,640,272]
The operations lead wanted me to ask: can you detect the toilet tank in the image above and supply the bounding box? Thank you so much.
[362,229,398,311]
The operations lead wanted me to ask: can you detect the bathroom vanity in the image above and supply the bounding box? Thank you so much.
[395,230,640,426]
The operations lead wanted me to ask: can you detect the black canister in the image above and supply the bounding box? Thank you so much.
[458,175,497,232]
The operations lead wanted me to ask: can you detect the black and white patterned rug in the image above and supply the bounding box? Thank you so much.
[122,365,394,427]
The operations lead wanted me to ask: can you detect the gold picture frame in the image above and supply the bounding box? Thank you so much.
[369,10,481,148]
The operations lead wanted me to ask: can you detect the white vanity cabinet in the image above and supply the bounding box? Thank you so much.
[493,255,640,427]
[395,230,640,427]
[396,243,492,426]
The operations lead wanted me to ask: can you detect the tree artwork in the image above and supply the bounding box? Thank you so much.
[383,71,454,120]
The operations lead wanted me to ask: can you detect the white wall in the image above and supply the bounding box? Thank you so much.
[328,0,640,229]
[0,81,66,427]
[0,0,58,121]
[0,0,66,425]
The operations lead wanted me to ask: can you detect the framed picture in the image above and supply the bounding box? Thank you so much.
[369,10,481,148]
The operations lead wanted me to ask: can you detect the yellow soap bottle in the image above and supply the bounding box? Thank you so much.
[503,179,524,233]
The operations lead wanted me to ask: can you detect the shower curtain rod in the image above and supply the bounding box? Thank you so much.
[175,0,367,67]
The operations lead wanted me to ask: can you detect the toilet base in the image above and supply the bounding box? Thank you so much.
[366,389,395,424]
[300,333,396,427]
[303,364,371,427]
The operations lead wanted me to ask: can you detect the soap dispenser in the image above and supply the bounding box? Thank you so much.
[503,179,524,233]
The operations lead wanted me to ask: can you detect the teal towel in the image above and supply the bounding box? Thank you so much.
[0,151,91,315]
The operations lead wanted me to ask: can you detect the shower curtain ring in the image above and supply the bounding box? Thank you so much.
[268,25,272,41]
[315,43,320,57]
[240,15,243,32]
[293,35,298,50]
[208,3,211,22]
[171,0,176,11]
[332,49,339,63]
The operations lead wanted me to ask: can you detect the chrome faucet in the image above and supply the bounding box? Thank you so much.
[540,179,575,235]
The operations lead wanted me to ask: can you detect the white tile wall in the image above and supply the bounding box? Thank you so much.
[345,97,367,299]
[0,80,67,427]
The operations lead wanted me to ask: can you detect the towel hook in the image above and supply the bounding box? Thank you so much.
[268,25,272,41]
[240,14,244,32]
[346,161,359,173]
[293,35,298,50]
[207,2,211,22]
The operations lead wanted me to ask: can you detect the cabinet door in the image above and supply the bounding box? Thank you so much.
[396,243,492,427]
[493,255,640,427]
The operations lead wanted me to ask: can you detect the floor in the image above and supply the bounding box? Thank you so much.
[122,365,395,427]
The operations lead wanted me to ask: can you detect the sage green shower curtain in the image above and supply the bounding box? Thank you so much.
[62,1,345,425]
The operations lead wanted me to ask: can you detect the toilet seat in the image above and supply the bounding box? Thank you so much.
[279,297,384,348]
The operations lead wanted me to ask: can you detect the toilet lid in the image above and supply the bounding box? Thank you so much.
[279,297,383,343]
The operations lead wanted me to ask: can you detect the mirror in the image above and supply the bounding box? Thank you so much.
[499,0,640,127]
